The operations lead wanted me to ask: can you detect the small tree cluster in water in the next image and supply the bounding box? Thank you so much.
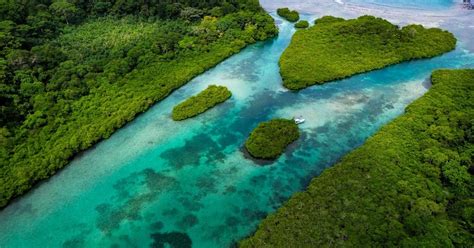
[172,85,232,121]
[277,8,300,22]
[245,119,300,160]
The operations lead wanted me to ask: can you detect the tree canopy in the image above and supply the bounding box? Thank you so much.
[280,15,457,90]
[172,85,232,121]
[245,119,300,160]
[276,8,300,22]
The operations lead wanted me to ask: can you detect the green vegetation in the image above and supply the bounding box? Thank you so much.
[294,20,309,29]
[0,0,277,208]
[280,15,457,90]
[241,69,474,247]
[314,15,345,25]
[276,8,300,22]
[172,85,231,121]
[245,119,300,160]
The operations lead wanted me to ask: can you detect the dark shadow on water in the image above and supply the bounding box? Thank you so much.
[176,214,199,229]
[178,196,204,212]
[223,185,237,195]
[62,238,85,248]
[195,176,218,193]
[95,168,178,234]
[150,221,164,231]
[239,146,276,166]
[162,208,180,217]
[249,174,267,187]
[150,231,192,248]
[160,132,229,170]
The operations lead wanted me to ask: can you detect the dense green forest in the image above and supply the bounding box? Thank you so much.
[0,0,277,208]
[276,8,300,22]
[280,15,457,90]
[172,85,231,121]
[245,119,300,160]
[294,20,309,29]
[241,69,474,247]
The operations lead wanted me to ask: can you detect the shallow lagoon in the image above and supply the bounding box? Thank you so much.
[1,11,473,248]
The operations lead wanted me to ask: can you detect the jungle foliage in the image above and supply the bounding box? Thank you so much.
[245,119,300,160]
[294,20,309,29]
[241,69,474,247]
[172,85,231,121]
[276,8,300,22]
[0,0,278,208]
[280,15,457,90]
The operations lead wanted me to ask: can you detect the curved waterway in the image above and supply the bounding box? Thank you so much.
[1,12,474,247]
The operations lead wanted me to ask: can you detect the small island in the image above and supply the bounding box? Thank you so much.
[245,119,300,160]
[294,20,309,29]
[280,15,457,90]
[172,85,231,121]
[277,8,300,22]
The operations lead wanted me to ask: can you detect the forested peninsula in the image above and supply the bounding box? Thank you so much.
[241,69,474,247]
[280,15,457,90]
[0,0,277,208]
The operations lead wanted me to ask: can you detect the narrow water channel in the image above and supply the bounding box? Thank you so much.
[0,12,473,248]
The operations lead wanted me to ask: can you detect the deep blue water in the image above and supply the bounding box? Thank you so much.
[0,13,473,248]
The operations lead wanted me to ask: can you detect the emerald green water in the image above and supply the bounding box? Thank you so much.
[1,13,473,248]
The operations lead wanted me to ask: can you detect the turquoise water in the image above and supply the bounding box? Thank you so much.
[1,13,474,248]
[347,0,455,9]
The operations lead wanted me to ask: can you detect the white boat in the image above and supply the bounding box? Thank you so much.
[294,116,305,125]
